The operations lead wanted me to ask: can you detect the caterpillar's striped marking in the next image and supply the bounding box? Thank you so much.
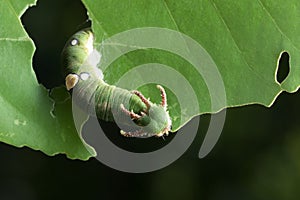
[61,29,172,138]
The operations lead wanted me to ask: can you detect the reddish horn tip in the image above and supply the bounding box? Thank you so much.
[157,85,167,108]
[132,90,151,110]
[120,104,141,120]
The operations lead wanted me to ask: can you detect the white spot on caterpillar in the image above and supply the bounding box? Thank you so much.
[71,39,78,46]
[87,50,101,67]
[85,32,94,55]
[83,32,103,80]
[85,49,103,80]
[80,72,90,80]
[14,119,27,126]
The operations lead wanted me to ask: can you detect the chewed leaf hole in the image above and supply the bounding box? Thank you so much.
[276,52,290,84]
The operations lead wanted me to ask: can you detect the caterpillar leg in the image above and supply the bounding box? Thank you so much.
[120,129,149,138]
[121,129,168,138]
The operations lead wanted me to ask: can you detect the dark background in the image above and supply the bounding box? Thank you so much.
[0,0,299,199]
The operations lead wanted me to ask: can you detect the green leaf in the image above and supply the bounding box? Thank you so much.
[82,0,300,130]
[0,0,95,160]
[1,0,300,160]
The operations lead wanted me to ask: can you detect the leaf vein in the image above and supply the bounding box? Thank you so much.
[210,0,278,88]
[257,0,300,51]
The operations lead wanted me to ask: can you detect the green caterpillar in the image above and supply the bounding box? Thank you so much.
[61,29,172,137]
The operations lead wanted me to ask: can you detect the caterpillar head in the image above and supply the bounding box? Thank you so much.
[61,29,94,89]
[120,85,172,138]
